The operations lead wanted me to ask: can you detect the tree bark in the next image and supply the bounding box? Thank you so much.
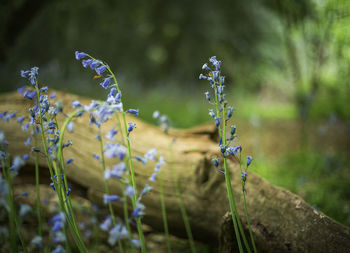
[0,90,349,252]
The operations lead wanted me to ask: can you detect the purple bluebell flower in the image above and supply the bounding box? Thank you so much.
[144,148,157,161]
[75,51,87,60]
[199,73,208,80]
[66,188,71,196]
[66,158,74,164]
[52,221,63,233]
[100,77,111,89]
[131,239,141,248]
[93,154,100,160]
[213,158,219,167]
[67,122,74,133]
[21,70,30,78]
[136,156,147,164]
[230,125,236,137]
[125,185,135,198]
[149,173,157,182]
[23,154,29,160]
[24,137,31,146]
[141,184,153,196]
[153,110,160,119]
[212,71,219,81]
[40,86,48,93]
[132,202,145,218]
[96,65,107,75]
[202,63,211,71]
[241,171,247,182]
[63,140,72,148]
[215,117,221,127]
[17,192,29,197]
[53,231,66,244]
[16,116,25,125]
[108,224,129,246]
[23,90,36,100]
[19,204,31,217]
[209,109,215,118]
[204,91,211,101]
[246,156,253,167]
[127,109,139,116]
[227,106,234,119]
[108,87,117,98]
[103,194,119,204]
[31,236,43,249]
[127,122,136,133]
[51,245,64,253]
[72,100,81,108]
[82,59,93,68]
[106,128,118,141]
[90,61,100,69]
[50,92,56,99]
[104,143,127,159]
[10,156,25,174]
[100,216,112,231]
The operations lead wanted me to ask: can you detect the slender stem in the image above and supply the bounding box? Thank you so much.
[159,166,172,252]
[222,103,250,253]
[169,143,196,253]
[33,131,43,237]
[239,153,257,253]
[34,86,87,252]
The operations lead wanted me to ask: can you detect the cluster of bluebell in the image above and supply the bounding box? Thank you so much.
[200,56,257,253]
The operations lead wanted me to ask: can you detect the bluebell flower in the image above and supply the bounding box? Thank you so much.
[82,59,93,68]
[202,63,211,71]
[128,122,136,133]
[93,154,100,160]
[127,109,139,116]
[31,235,43,249]
[52,221,63,233]
[220,76,225,84]
[205,91,210,101]
[104,162,126,179]
[16,116,25,125]
[131,239,141,248]
[16,192,28,197]
[125,185,135,198]
[21,70,30,78]
[23,90,36,100]
[215,117,221,127]
[230,125,236,136]
[23,154,29,160]
[22,123,30,132]
[90,60,100,69]
[132,202,145,218]
[227,106,234,119]
[63,140,72,148]
[108,224,129,246]
[100,216,112,231]
[149,173,157,182]
[100,78,111,89]
[135,156,147,164]
[50,92,57,99]
[24,137,31,146]
[19,204,32,217]
[209,56,217,64]
[103,194,119,204]
[96,65,107,75]
[106,128,118,141]
[10,156,25,175]
[104,143,127,159]
[66,158,74,164]
[40,86,48,93]
[66,188,72,196]
[141,184,153,196]
[212,71,219,81]
[246,156,253,167]
[71,100,81,109]
[53,231,66,244]
[209,109,215,118]
[67,122,74,133]
[144,148,157,161]
[199,73,208,80]
[51,245,64,253]
[241,171,247,182]
[153,110,160,119]
[75,51,87,60]
[213,158,219,167]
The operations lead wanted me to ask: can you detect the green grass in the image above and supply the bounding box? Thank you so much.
[250,149,350,226]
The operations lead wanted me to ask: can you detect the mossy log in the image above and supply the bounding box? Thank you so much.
[0,90,349,252]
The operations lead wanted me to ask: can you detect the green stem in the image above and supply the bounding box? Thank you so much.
[169,143,196,253]
[33,131,43,237]
[159,166,172,252]
[239,153,257,253]
[222,102,250,253]
[34,86,87,252]
[88,56,147,252]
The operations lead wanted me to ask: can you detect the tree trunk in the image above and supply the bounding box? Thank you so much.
[0,90,349,252]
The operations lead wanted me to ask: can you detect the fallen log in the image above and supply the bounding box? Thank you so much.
[0,90,349,252]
